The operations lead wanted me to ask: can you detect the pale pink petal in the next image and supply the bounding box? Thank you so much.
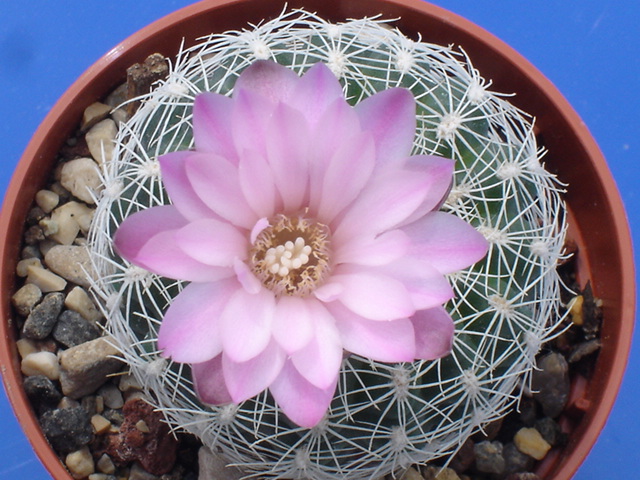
[159,151,214,221]
[233,259,262,294]
[233,60,299,104]
[175,218,248,267]
[265,103,310,212]
[238,150,279,218]
[411,306,455,360]
[381,258,454,310]
[158,279,236,363]
[230,88,274,159]
[288,62,344,127]
[185,152,257,229]
[220,287,275,362]
[331,269,415,321]
[331,169,431,243]
[399,155,455,226]
[192,355,232,405]
[290,301,342,389]
[316,131,375,222]
[355,88,416,163]
[269,360,337,428]
[308,99,362,212]
[334,229,410,267]
[313,281,344,303]
[403,212,489,274]
[113,206,230,282]
[222,341,286,403]
[192,93,236,161]
[328,302,416,362]
[272,296,314,354]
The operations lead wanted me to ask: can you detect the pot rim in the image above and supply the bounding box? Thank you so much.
[0,1,634,479]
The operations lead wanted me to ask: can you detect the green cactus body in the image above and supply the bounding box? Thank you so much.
[88,9,567,480]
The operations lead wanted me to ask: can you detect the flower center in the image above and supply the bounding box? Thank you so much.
[250,214,332,297]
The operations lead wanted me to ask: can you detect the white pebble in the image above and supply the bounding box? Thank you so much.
[65,447,95,479]
[35,189,60,213]
[45,245,96,289]
[11,283,42,316]
[16,257,42,277]
[16,338,38,359]
[25,265,67,292]
[49,201,94,245]
[96,453,115,474]
[60,157,103,204]
[81,102,112,132]
[65,286,102,323]
[21,351,60,380]
[85,118,116,165]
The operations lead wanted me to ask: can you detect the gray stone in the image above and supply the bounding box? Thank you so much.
[503,442,535,474]
[40,406,93,454]
[23,374,63,408]
[53,310,101,348]
[45,244,96,289]
[535,417,564,447]
[532,352,570,418]
[129,462,160,480]
[474,440,505,475]
[59,336,123,399]
[198,447,245,480]
[505,474,541,480]
[568,339,602,363]
[98,383,124,409]
[22,292,64,339]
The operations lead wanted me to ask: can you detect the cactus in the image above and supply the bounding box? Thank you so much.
[88,9,567,480]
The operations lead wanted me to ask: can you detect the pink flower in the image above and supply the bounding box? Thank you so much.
[114,61,488,428]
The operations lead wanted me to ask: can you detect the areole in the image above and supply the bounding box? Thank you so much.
[0,1,634,479]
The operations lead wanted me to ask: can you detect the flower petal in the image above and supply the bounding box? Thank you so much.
[403,212,489,274]
[158,280,236,363]
[231,88,275,159]
[175,218,248,267]
[272,296,314,354]
[289,62,344,127]
[381,257,454,310]
[238,149,279,218]
[334,229,410,267]
[290,300,342,389]
[185,152,256,228]
[269,360,337,428]
[222,341,286,403]
[113,205,230,282]
[233,60,299,104]
[265,103,311,212]
[331,269,415,321]
[220,287,275,362]
[316,131,375,222]
[331,169,431,243]
[411,306,455,360]
[328,302,416,362]
[159,151,214,221]
[192,93,236,161]
[308,98,362,212]
[192,354,232,405]
[399,155,455,226]
[356,88,416,163]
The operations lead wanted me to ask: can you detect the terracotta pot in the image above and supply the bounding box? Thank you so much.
[0,0,634,479]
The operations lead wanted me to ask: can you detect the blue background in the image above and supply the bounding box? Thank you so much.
[0,1,637,478]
